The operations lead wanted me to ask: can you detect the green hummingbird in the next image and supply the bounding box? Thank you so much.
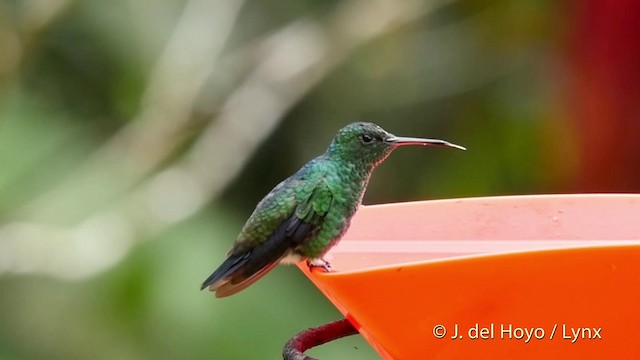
[201,122,465,297]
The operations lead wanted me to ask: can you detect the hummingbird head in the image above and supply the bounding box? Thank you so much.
[327,122,465,169]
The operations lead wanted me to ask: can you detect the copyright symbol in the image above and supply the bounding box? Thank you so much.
[433,324,446,338]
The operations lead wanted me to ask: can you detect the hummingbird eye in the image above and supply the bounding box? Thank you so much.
[360,134,374,144]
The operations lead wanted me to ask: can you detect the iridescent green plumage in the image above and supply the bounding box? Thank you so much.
[201,122,465,297]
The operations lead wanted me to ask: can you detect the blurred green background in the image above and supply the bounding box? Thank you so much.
[1,0,639,359]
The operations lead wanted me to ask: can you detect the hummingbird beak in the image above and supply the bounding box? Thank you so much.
[385,136,466,151]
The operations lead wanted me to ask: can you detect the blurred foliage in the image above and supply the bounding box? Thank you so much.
[0,0,580,359]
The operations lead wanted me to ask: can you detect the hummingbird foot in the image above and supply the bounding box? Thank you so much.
[306,258,332,272]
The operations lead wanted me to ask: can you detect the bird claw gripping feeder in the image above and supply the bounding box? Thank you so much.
[292,194,640,359]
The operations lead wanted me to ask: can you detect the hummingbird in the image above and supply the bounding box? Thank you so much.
[201,122,465,297]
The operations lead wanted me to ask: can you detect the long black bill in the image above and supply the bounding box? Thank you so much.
[386,136,466,151]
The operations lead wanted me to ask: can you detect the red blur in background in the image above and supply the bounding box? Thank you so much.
[569,0,640,191]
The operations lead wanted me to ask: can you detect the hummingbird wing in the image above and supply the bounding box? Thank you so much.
[201,175,332,298]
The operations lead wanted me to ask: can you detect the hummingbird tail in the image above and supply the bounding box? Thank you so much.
[208,260,280,298]
[201,214,316,298]
[200,249,286,298]
[200,252,250,291]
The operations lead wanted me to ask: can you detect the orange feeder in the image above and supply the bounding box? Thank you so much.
[296,194,640,359]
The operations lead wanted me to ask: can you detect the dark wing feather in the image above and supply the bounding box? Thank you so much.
[200,212,316,297]
[199,252,250,291]
[201,178,332,297]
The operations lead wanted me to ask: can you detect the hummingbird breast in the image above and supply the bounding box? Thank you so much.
[293,158,372,259]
